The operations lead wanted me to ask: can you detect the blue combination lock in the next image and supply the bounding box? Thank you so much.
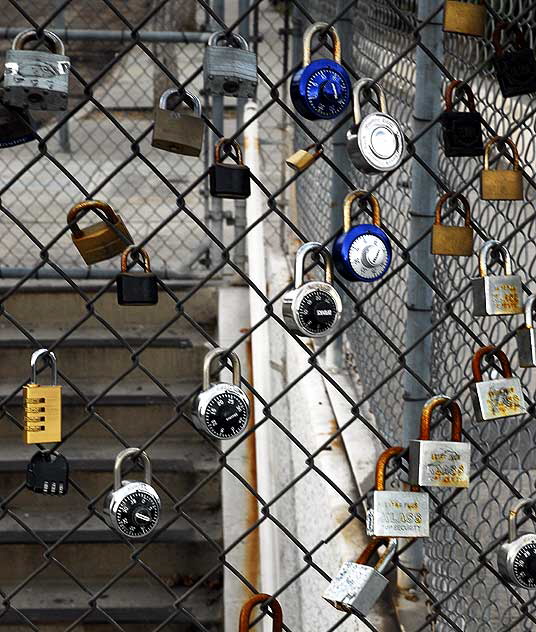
[333,191,392,282]
[290,22,351,121]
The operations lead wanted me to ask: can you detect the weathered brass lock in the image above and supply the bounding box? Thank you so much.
[443,0,486,37]
[239,594,282,632]
[431,192,473,256]
[481,136,524,201]
[286,143,323,172]
[441,80,483,157]
[151,89,204,156]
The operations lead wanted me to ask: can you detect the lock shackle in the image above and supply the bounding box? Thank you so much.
[113,447,152,491]
[472,345,513,383]
[523,295,536,329]
[343,190,381,232]
[492,21,526,56]
[208,30,249,52]
[239,594,283,632]
[434,192,471,227]
[158,88,202,116]
[352,78,387,125]
[356,538,398,574]
[444,80,476,113]
[294,241,333,289]
[302,22,342,67]
[375,447,420,492]
[121,247,151,273]
[483,136,520,171]
[12,29,65,56]
[420,395,463,442]
[202,347,242,390]
[30,348,57,385]
[478,239,513,277]
[214,138,244,165]
[67,200,120,239]
[508,498,536,542]
[303,143,324,158]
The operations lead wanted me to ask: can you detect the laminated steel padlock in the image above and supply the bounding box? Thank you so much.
[26,450,69,495]
[441,80,483,157]
[203,31,257,98]
[517,295,536,368]
[68,200,133,265]
[290,22,351,121]
[116,247,158,306]
[471,345,527,422]
[286,143,323,172]
[193,348,250,440]
[239,594,283,632]
[151,89,204,156]
[0,101,35,148]
[209,138,251,199]
[23,349,62,445]
[471,240,523,316]
[346,78,405,174]
[366,446,429,538]
[2,29,70,111]
[323,538,397,616]
[443,0,486,37]
[332,191,392,282]
[498,498,536,588]
[409,395,470,488]
[282,242,342,338]
[103,448,161,540]
[492,22,536,98]
[481,136,523,201]
[431,192,473,256]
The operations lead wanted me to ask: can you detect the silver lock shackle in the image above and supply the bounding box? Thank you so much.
[524,295,536,329]
[114,447,152,491]
[479,240,513,278]
[159,88,202,116]
[352,78,388,126]
[203,347,242,390]
[294,241,333,289]
[508,497,536,543]
[208,30,249,51]
[31,348,57,385]
[302,22,342,66]
[376,538,398,574]
[13,29,65,56]
[356,537,398,574]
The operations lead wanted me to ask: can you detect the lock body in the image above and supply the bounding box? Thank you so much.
[517,327,536,368]
[333,225,391,282]
[481,169,523,201]
[104,481,161,540]
[286,149,317,172]
[193,383,250,440]
[441,111,483,157]
[282,281,342,338]
[117,272,158,306]
[323,562,389,616]
[152,108,204,156]
[366,491,429,538]
[26,451,69,495]
[209,163,251,199]
[0,103,35,147]
[493,49,536,98]
[409,439,470,488]
[23,384,62,444]
[471,377,526,421]
[498,534,536,588]
[471,275,523,316]
[432,225,473,256]
[443,1,486,37]
[204,45,257,98]
[346,113,405,174]
[72,216,133,265]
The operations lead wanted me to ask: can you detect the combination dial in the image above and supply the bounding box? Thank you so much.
[205,389,250,439]
[305,68,350,119]
[348,234,390,281]
[297,289,338,335]
[115,488,160,539]
[512,543,536,588]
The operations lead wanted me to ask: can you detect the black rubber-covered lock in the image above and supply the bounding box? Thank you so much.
[116,247,158,306]
[492,22,536,98]
[441,80,483,157]
[209,138,251,199]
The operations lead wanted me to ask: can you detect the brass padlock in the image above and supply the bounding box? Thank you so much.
[67,200,133,265]
[481,136,524,201]
[151,89,204,156]
[443,0,486,37]
[286,143,323,172]
[431,192,473,256]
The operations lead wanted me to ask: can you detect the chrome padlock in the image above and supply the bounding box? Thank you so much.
[203,31,257,98]
[2,29,70,111]
[193,348,250,440]
[0,101,35,148]
[151,89,204,156]
[431,192,473,256]
[471,345,527,422]
[104,448,161,540]
[481,136,524,201]
[323,538,397,617]
[282,242,342,338]
[498,498,536,588]
[492,22,536,99]
[409,395,470,488]
[286,143,323,172]
[441,80,483,157]
[517,295,536,368]
[332,191,391,282]
[346,78,405,174]
[471,240,523,316]
[366,447,429,538]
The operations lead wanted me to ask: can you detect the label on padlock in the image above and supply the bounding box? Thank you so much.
[410,440,470,488]
[492,283,521,313]
[367,491,429,537]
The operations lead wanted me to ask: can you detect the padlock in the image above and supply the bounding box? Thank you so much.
[471,345,527,422]
[290,22,351,121]
[441,80,483,157]
[103,448,161,540]
[492,22,536,98]
[151,89,204,156]
[209,138,251,199]
[443,0,486,37]
[480,136,524,201]
[286,143,323,172]
[409,395,471,488]
[26,450,69,495]
[516,295,536,368]
[1,29,70,111]
[193,348,250,440]
[0,101,35,148]
[332,191,392,282]
[203,31,257,98]
[471,240,523,316]
[497,498,536,588]
[67,200,133,265]
[23,349,62,445]
[116,247,158,306]
[282,242,343,338]
[366,446,429,538]
[431,192,473,256]
[239,594,283,632]
[346,78,405,174]
[323,538,397,616]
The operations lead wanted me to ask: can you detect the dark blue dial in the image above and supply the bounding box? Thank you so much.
[333,224,392,282]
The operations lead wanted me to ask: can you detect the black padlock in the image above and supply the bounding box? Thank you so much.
[209,138,251,199]
[492,22,536,98]
[26,450,69,495]
[116,247,158,306]
[441,80,484,157]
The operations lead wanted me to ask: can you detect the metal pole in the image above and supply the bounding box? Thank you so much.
[53,1,71,152]
[0,27,213,43]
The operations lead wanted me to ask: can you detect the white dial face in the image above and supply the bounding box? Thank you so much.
[513,542,536,588]
[116,489,160,538]
[358,114,404,171]
[205,390,249,439]
[349,234,389,280]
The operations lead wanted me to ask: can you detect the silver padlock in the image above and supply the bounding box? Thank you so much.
[151,89,204,156]
[497,498,536,588]
[367,447,429,538]
[346,78,405,174]
[103,448,161,540]
[409,395,471,488]
[192,348,250,440]
[517,295,536,368]
[0,101,35,148]
[323,538,397,616]
[471,345,526,422]
[203,31,257,98]
[282,242,343,338]
[471,240,523,316]
[2,29,70,111]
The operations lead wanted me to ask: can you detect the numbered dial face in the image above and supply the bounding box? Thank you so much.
[115,488,160,539]
[349,234,390,280]
[305,67,350,119]
[204,389,249,439]
[297,289,338,335]
[513,543,536,588]
[357,113,405,172]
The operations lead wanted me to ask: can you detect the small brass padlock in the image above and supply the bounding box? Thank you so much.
[431,192,473,256]
[286,144,323,172]
[443,0,486,37]
[481,136,524,201]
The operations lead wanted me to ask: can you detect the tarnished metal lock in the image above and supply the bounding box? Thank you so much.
[332,191,391,282]
[290,22,351,121]
[471,240,523,316]
[409,395,471,488]
[498,498,536,588]
[203,31,257,98]
[193,348,250,440]
[210,138,251,199]
[441,80,483,157]
[492,22,536,98]
[443,0,486,37]
[481,136,523,201]
[26,450,69,495]
[151,89,204,156]
[346,78,405,174]
[68,200,133,265]
[431,192,473,256]
[471,345,527,422]
[2,29,70,111]
[323,538,397,617]
[116,247,158,306]
[0,101,35,148]
[282,242,342,338]
[240,594,283,632]
[286,143,323,172]
[366,447,429,538]
[23,349,62,445]
[517,296,536,368]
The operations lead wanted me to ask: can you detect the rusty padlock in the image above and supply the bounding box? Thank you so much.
[239,594,282,632]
